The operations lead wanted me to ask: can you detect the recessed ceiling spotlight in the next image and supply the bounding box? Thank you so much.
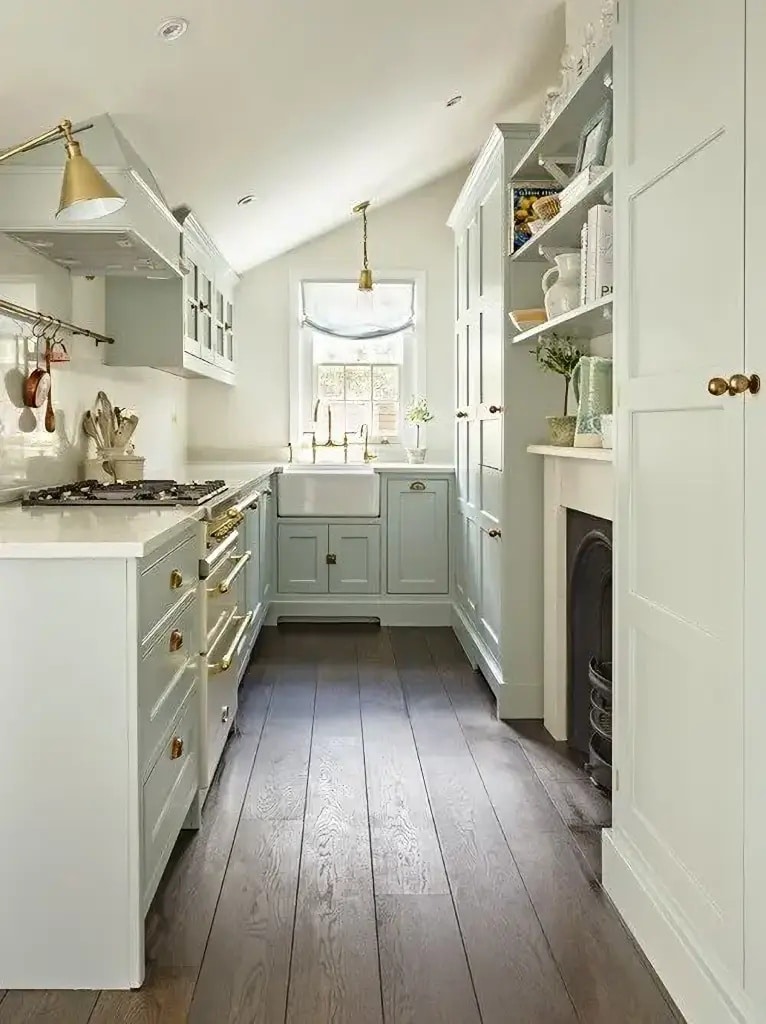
[446,94,463,108]
[157,17,189,42]
[237,194,257,206]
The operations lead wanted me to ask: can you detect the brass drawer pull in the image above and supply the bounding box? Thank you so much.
[169,568,183,589]
[218,550,252,593]
[169,629,184,652]
[210,611,255,674]
[488,528,502,539]
[170,737,184,760]
[409,481,426,491]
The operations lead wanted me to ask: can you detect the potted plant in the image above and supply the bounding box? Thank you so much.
[404,395,434,464]
[532,335,583,446]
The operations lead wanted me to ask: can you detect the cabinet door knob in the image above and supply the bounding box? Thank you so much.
[169,568,183,589]
[169,629,184,652]
[488,529,502,539]
[170,737,184,760]
[326,553,337,565]
[456,410,468,419]
[707,377,728,397]
[488,405,503,414]
[708,373,761,397]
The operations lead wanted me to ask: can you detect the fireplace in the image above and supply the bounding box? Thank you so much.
[567,509,613,791]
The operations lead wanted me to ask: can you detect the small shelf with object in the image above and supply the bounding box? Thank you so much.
[511,294,613,345]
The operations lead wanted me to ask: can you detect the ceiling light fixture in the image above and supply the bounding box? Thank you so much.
[0,119,126,222]
[157,17,189,41]
[446,94,463,107]
[352,200,373,292]
[237,194,256,206]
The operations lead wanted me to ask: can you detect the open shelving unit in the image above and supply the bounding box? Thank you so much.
[512,167,613,261]
[511,294,613,345]
[511,46,613,181]
[527,443,612,462]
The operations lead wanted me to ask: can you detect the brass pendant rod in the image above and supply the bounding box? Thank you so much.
[0,120,92,166]
[0,297,115,346]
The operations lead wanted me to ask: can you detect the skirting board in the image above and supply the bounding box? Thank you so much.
[451,604,543,720]
[603,829,752,1024]
[267,598,452,627]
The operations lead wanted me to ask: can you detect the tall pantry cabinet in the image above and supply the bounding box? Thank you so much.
[448,124,560,719]
[605,1,766,1021]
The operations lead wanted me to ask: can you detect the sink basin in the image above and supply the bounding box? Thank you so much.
[278,467,380,517]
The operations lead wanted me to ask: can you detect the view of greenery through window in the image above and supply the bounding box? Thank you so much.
[315,363,400,437]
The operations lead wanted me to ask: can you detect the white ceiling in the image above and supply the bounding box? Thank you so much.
[0,1,563,272]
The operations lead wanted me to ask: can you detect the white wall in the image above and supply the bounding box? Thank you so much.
[566,0,604,47]
[0,235,186,487]
[187,167,469,463]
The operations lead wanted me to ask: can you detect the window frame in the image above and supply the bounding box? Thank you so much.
[289,271,426,449]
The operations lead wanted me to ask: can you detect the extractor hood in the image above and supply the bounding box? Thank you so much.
[0,115,182,277]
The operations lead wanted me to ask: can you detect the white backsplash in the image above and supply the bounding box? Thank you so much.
[0,235,187,488]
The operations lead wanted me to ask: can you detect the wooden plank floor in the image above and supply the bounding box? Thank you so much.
[0,625,684,1024]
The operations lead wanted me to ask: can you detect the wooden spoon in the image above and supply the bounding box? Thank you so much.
[44,345,55,433]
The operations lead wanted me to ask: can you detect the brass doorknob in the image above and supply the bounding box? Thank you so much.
[708,374,761,397]
[729,373,760,395]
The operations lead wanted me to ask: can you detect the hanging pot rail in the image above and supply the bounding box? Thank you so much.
[0,297,114,346]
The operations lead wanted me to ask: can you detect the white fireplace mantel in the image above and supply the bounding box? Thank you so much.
[527,446,614,740]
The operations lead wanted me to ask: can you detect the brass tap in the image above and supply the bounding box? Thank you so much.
[360,423,377,462]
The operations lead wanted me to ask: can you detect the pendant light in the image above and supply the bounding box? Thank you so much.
[353,200,373,291]
[0,118,126,222]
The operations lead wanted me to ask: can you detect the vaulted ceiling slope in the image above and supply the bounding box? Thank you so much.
[0,0,562,272]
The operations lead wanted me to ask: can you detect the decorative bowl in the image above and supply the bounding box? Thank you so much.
[509,308,547,332]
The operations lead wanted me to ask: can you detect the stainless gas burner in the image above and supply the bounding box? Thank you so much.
[22,479,228,508]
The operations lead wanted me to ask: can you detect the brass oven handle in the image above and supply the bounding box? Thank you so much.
[201,529,238,577]
[210,611,254,673]
[218,550,252,593]
[169,629,184,652]
[227,489,261,517]
[169,568,183,589]
[170,737,184,760]
[206,607,232,651]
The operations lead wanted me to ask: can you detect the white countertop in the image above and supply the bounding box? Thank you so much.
[0,462,455,559]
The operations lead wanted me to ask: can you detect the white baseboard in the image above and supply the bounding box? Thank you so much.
[451,604,543,719]
[266,598,452,627]
[603,829,752,1024]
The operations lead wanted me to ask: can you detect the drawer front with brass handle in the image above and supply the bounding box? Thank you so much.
[139,528,200,646]
[208,610,255,675]
[138,595,198,775]
[217,551,252,594]
[142,685,199,909]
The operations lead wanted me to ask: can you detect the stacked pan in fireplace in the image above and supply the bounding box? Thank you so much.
[588,658,612,791]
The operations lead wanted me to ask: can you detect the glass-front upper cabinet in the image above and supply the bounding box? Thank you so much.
[183,256,200,358]
[198,268,213,361]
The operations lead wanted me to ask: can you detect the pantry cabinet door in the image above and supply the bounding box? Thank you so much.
[328,525,381,595]
[610,0,745,980]
[277,524,328,594]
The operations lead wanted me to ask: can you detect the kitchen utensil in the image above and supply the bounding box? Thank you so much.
[572,355,613,447]
[113,413,139,451]
[509,308,547,332]
[83,410,101,448]
[95,391,116,446]
[44,344,55,433]
[22,334,51,408]
[542,253,581,318]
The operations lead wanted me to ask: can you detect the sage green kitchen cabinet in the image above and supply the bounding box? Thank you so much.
[386,478,450,594]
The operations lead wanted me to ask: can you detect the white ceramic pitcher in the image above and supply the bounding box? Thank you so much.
[541,252,581,318]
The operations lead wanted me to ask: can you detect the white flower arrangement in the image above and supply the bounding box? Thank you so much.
[405,395,434,448]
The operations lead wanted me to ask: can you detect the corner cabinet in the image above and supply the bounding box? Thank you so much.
[105,209,238,385]
[386,478,449,593]
[448,124,562,719]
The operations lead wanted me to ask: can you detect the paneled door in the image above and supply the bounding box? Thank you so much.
[612,0,745,977]
[277,524,327,594]
[328,525,381,595]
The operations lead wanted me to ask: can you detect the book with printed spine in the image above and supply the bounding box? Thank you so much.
[586,204,613,303]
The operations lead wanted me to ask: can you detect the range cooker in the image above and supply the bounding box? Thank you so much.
[22,479,228,507]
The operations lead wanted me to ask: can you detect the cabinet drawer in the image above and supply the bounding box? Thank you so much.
[205,532,248,636]
[139,529,200,644]
[143,685,199,908]
[138,594,198,775]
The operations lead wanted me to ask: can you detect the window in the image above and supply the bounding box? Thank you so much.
[292,277,423,448]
